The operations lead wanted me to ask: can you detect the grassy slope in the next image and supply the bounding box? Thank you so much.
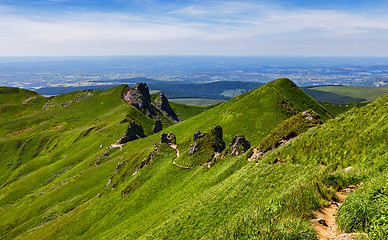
[168,78,332,147]
[169,98,225,107]
[263,95,387,238]
[169,101,216,120]
[0,85,179,239]
[303,85,388,103]
[26,94,386,239]
[0,78,339,239]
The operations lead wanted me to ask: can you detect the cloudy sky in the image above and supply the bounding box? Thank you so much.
[1,0,388,56]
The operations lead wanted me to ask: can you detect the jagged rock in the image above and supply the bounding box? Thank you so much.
[193,131,205,142]
[189,141,198,156]
[117,121,146,144]
[153,116,162,134]
[161,132,176,144]
[123,83,155,118]
[189,125,225,156]
[229,135,250,155]
[188,131,205,155]
[155,93,179,123]
[302,110,320,121]
[211,125,225,153]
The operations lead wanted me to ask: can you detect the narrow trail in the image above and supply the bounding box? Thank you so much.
[311,186,358,240]
[23,96,36,104]
[170,144,190,169]
[111,143,123,151]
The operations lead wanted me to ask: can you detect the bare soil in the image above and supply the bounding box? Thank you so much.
[311,186,358,240]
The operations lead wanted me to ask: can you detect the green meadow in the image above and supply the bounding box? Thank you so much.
[0,79,386,239]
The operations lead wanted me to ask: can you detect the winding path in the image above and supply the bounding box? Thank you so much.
[311,185,361,240]
[170,144,190,169]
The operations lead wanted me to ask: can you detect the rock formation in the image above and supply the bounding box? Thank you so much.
[153,116,162,134]
[189,125,225,156]
[188,131,205,155]
[123,83,155,118]
[193,131,205,142]
[229,135,250,156]
[161,132,176,145]
[155,93,179,123]
[211,125,225,153]
[302,110,321,123]
[116,121,147,144]
[188,142,198,156]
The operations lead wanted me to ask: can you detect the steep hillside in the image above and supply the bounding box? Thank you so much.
[0,84,177,205]
[262,95,387,238]
[166,78,332,147]
[0,78,339,239]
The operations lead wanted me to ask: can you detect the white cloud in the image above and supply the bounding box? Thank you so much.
[1,2,388,56]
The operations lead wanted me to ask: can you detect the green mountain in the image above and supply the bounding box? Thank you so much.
[0,79,386,239]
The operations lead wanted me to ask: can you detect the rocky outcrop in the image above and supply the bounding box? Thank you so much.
[153,116,162,134]
[161,132,176,145]
[211,125,225,153]
[189,125,225,156]
[302,110,321,123]
[189,131,205,155]
[193,131,205,142]
[189,142,199,156]
[229,135,250,156]
[155,93,179,123]
[123,83,155,118]
[116,121,147,144]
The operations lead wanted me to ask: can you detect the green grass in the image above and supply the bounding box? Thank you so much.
[303,85,388,103]
[220,89,246,98]
[319,101,369,117]
[262,95,387,237]
[169,98,225,106]
[0,79,385,239]
[255,110,322,153]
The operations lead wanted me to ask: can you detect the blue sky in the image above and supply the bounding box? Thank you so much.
[1,0,388,56]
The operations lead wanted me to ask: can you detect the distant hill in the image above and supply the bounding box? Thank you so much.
[30,79,388,104]
[34,79,263,100]
[302,85,388,103]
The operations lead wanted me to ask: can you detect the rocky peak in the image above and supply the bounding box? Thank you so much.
[123,83,155,118]
[116,121,147,144]
[155,93,179,123]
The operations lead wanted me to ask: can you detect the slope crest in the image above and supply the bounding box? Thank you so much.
[168,78,332,146]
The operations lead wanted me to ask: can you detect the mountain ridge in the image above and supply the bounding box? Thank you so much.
[0,78,386,239]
